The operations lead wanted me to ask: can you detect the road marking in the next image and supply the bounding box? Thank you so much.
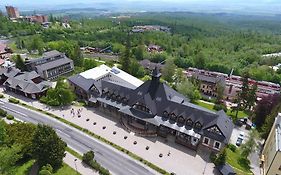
[56,128,72,138]
[1,106,27,117]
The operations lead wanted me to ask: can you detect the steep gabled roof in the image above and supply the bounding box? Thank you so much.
[68,74,96,92]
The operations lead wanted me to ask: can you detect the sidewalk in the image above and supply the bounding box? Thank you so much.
[1,90,217,175]
[64,152,99,175]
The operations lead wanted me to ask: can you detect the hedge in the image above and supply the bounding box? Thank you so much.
[6,114,14,120]
[0,108,7,117]
[8,98,20,104]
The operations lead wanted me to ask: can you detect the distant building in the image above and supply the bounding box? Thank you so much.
[132,25,170,33]
[261,113,281,175]
[185,67,281,101]
[5,6,20,18]
[139,59,164,71]
[225,75,280,101]
[185,68,227,98]
[25,50,74,80]
[25,14,48,23]
[0,67,51,99]
[147,44,163,53]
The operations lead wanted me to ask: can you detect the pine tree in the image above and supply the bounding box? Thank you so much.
[120,32,131,73]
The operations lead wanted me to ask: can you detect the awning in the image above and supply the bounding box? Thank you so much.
[119,106,161,126]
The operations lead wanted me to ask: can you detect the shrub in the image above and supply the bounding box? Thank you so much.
[82,151,95,164]
[213,103,228,112]
[214,149,226,166]
[8,98,19,104]
[227,144,237,152]
[238,157,251,170]
[6,114,14,120]
[0,94,4,98]
[82,151,110,175]
[210,152,217,163]
[0,108,7,117]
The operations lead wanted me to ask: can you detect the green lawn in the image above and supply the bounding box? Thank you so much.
[13,159,35,175]
[54,163,80,175]
[12,160,78,175]
[195,100,249,119]
[225,148,253,175]
[195,100,216,111]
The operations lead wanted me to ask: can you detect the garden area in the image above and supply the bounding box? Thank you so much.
[195,100,248,119]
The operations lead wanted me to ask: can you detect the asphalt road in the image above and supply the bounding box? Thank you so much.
[0,100,157,175]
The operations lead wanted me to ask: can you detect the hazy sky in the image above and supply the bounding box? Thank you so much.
[1,0,280,14]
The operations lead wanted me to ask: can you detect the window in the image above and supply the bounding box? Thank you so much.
[203,137,210,145]
[177,116,185,124]
[213,141,221,150]
[195,122,202,129]
[170,113,177,121]
[186,119,193,126]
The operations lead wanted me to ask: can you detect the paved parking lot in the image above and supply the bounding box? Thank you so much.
[229,125,250,146]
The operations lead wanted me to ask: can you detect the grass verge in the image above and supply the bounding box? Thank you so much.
[66,147,83,160]
[18,102,169,175]
[225,148,253,175]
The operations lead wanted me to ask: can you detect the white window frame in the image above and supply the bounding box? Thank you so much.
[202,137,210,146]
[213,141,221,150]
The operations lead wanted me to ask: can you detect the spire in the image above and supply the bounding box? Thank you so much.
[151,66,161,80]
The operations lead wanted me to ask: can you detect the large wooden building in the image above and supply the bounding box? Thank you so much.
[69,65,234,151]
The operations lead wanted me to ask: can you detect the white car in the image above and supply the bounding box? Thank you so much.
[238,132,245,139]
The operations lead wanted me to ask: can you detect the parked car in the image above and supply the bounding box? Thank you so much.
[236,132,244,146]
[236,137,243,146]
[235,120,243,126]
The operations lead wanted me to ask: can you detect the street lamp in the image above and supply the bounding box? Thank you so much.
[74,158,78,174]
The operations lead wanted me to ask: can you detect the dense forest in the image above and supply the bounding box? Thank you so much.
[1,12,281,83]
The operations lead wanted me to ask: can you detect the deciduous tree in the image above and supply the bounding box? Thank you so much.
[32,124,67,170]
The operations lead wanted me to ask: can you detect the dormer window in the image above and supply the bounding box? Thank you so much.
[170,113,177,121]
[186,119,193,127]
[194,122,202,129]
[133,102,151,113]
[177,116,185,124]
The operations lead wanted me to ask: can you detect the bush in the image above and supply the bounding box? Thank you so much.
[82,151,95,164]
[83,151,110,175]
[0,108,7,117]
[227,144,237,152]
[6,114,14,120]
[213,103,228,112]
[210,152,217,163]
[238,157,251,170]
[0,94,4,98]
[8,98,19,104]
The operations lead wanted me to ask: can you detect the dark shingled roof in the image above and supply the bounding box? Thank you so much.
[36,57,73,72]
[96,67,234,143]
[217,164,236,175]
[0,67,21,78]
[3,71,51,94]
[68,74,96,92]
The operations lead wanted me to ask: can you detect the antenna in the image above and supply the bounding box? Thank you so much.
[229,68,234,78]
